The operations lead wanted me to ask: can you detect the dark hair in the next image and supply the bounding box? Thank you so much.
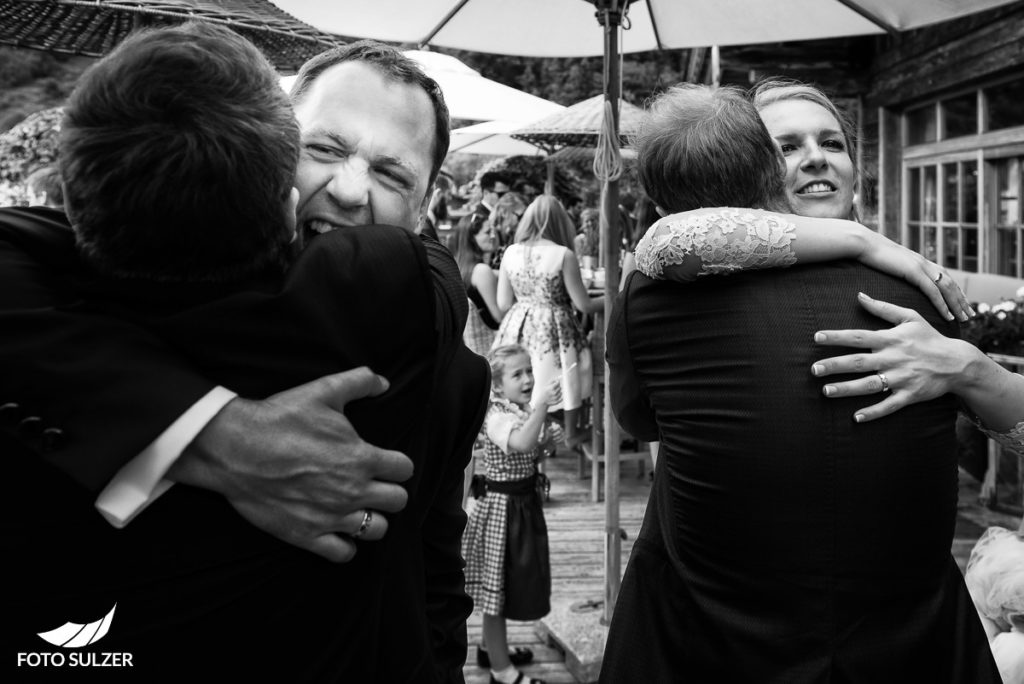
[451,212,490,287]
[290,40,450,190]
[635,84,789,214]
[60,22,298,282]
[630,194,658,248]
[480,171,512,193]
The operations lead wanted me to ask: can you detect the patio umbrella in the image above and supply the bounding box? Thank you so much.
[269,0,1024,620]
[0,0,341,71]
[449,119,546,157]
[511,94,645,153]
[281,50,567,123]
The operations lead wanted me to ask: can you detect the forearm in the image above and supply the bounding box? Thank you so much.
[954,345,1024,433]
[506,405,548,453]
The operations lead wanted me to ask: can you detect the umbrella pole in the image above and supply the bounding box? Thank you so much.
[595,0,625,626]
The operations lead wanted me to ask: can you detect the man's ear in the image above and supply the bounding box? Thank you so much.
[285,187,300,243]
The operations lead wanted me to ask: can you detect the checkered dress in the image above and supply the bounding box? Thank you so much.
[462,396,546,616]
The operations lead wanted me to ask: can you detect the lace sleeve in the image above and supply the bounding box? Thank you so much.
[634,209,798,281]
[970,414,1024,457]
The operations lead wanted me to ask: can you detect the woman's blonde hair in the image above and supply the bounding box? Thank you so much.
[514,195,577,248]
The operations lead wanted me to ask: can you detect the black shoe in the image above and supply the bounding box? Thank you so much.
[477,645,534,668]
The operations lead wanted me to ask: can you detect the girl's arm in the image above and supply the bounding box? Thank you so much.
[506,379,562,452]
[634,208,971,323]
[496,261,514,313]
[562,248,603,315]
[471,263,504,324]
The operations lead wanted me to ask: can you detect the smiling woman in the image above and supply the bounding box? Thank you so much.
[753,79,858,221]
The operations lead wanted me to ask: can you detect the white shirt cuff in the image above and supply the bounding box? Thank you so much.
[95,386,237,528]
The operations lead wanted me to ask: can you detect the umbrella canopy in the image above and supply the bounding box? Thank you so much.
[449,119,546,157]
[0,0,341,71]
[511,94,645,152]
[269,0,1020,57]
[281,49,566,123]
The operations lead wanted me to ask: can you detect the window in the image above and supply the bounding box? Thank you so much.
[907,161,980,272]
[906,105,937,145]
[993,157,1023,277]
[987,76,1024,132]
[941,93,977,139]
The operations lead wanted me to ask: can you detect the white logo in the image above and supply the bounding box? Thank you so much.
[36,604,117,648]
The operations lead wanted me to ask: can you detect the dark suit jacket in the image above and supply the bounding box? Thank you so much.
[0,207,488,682]
[601,262,999,683]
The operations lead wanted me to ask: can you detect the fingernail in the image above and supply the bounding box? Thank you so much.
[377,375,390,391]
[857,292,870,301]
[823,385,835,396]
[854,413,865,423]
[946,312,955,321]
[968,306,977,318]
[813,333,826,344]
[958,311,969,322]
[812,363,825,376]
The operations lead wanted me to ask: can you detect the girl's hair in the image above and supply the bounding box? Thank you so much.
[451,212,489,287]
[487,344,529,389]
[514,195,577,248]
[750,78,859,219]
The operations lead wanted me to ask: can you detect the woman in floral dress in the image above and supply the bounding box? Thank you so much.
[494,195,603,445]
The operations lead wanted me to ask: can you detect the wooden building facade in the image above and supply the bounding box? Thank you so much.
[717,1,1024,280]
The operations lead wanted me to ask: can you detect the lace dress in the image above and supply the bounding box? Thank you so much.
[493,243,592,411]
[634,208,1024,447]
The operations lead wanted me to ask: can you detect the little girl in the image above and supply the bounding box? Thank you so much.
[463,344,561,684]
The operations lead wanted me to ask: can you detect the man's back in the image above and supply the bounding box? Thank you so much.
[603,261,999,682]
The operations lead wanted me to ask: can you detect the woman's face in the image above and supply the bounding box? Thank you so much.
[758,99,855,220]
[473,223,497,253]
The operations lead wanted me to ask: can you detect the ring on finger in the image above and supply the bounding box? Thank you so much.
[933,271,944,283]
[352,509,373,539]
[876,372,890,393]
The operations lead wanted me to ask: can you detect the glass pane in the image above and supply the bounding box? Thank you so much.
[923,166,937,222]
[942,163,958,222]
[922,226,938,262]
[963,160,978,224]
[942,227,959,269]
[962,228,978,273]
[909,168,921,221]
[906,105,937,145]
[996,159,1020,225]
[995,229,1019,277]
[942,93,977,138]
[987,76,1024,131]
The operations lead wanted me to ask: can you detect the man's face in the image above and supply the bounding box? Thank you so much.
[292,60,436,241]
[483,181,510,208]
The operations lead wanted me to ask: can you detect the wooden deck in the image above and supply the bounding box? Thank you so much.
[461,445,1022,683]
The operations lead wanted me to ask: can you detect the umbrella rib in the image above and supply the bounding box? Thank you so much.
[420,0,473,48]
[643,0,664,51]
[833,0,899,36]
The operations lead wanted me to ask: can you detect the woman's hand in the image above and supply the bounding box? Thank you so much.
[857,229,974,322]
[810,292,975,422]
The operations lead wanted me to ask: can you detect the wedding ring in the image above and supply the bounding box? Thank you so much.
[352,510,373,539]
[877,372,890,393]
[933,271,944,283]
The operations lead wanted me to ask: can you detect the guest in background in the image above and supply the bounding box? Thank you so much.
[473,170,513,220]
[573,207,600,268]
[24,165,64,209]
[453,212,503,357]
[494,195,602,447]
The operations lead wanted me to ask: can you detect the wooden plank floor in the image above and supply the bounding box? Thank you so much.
[461,446,1022,683]
[463,446,653,684]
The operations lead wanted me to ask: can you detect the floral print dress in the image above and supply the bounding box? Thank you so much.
[493,243,592,411]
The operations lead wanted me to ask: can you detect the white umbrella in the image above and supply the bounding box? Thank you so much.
[449,120,546,156]
[269,0,1024,622]
[282,49,565,124]
[269,0,1018,57]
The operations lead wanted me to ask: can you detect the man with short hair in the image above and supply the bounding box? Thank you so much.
[473,170,513,219]
[1,29,486,682]
[601,84,999,682]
